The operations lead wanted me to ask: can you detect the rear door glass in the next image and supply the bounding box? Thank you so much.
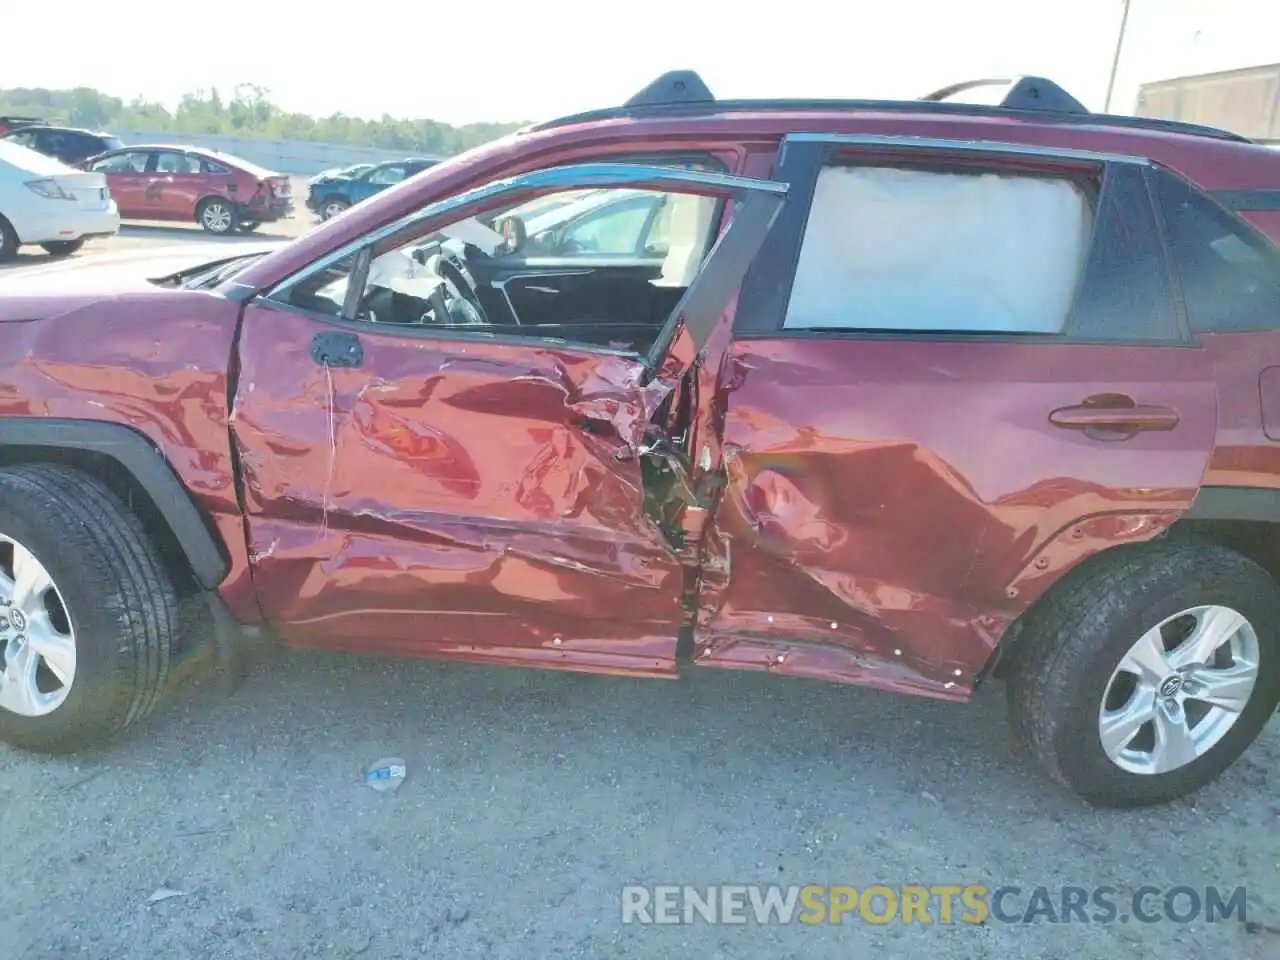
[1153,167,1280,332]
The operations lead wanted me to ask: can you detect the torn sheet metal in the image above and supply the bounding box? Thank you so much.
[693,337,1217,694]
[228,304,688,667]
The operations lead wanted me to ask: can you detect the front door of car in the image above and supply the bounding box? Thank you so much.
[228,163,786,672]
[89,150,151,216]
[466,190,685,335]
[692,136,1220,699]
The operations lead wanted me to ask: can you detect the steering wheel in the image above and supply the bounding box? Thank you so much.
[435,256,490,325]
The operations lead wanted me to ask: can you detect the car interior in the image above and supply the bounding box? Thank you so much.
[282,187,722,354]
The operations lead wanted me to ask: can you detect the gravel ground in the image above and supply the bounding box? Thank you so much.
[0,650,1276,960]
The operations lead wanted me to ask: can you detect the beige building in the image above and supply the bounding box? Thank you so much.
[1136,64,1280,142]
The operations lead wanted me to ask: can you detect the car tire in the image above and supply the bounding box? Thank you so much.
[320,197,350,221]
[0,215,19,263]
[0,464,179,754]
[238,221,261,234]
[197,197,239,235]
[40,238,85,257]
[1007,539,1280,808]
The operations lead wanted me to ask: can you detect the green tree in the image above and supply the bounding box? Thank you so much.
[0,84,526,156]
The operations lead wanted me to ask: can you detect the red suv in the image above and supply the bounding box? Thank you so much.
[1,72,1278,808]
[82,144,293,234]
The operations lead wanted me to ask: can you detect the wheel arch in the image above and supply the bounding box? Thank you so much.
[981,486,1280,683]
[195,193,236,222]
[0,418,229,591]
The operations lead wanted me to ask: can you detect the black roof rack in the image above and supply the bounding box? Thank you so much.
[920,76,1090,114]
[525,69,1249,144]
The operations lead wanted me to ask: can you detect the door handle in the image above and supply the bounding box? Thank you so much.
[1049,394,1179,441]
[309,331,363,368]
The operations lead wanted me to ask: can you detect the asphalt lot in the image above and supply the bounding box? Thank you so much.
[0,191,1278,960]
[0,177,315,271]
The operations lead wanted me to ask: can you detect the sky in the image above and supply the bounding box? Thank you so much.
[1,0,1277,125]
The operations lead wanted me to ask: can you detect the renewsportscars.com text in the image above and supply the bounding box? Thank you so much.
[621,884,1248,925]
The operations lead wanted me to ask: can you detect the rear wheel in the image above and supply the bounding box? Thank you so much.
[0,465,179,753]
[0,215,18,263]
[1007,540,1280,807]
[197,197,238,235]
[320,197,350,221]
[40,238,85,257]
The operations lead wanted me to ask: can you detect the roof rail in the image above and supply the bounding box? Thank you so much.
[524,69,1249,144]
[920,76,1090,114]
[624,70,715,108]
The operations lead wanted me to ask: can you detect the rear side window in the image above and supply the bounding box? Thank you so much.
[90,151,149,173]
[366,164,407,186]
[1153,168,1280,333]
[782,165,1094,334]
[35,129,67,155]
[155,152,202,174]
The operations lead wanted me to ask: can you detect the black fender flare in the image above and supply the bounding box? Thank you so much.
[1182,485,1280,523]
[981,485,1280,683]
[0,417,229,589]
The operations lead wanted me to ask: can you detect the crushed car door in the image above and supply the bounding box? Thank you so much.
[228,163,786,674]
[692,135,1219,700]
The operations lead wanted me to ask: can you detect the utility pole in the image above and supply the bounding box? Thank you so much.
[1104,0,1133,113]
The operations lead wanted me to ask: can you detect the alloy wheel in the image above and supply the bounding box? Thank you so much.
[202,202,233,233]
[0,534,76,716]
[1099,604,1260,775]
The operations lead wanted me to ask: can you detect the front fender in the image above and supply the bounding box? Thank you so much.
[0,417,228,588]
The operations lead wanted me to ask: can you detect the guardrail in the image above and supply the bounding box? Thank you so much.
[121,131,443,175]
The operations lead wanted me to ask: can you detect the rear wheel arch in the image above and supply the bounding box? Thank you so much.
[0,418,229,591]
[981,487,1280,682]
[195,195,238,233]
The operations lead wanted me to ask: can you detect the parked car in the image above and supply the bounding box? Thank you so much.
[3,71,1280,810]
[0,138,118,261]
[0,116,44,138]
[308,161,375,185]
[81,145,293,234]
[2,124,124,167]
[306,157,440,220]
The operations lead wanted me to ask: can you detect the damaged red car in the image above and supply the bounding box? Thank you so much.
[2,71,1280,808]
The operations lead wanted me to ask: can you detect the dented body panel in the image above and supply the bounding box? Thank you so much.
[0,286,262,620]
[692,338,1218,697]
[2,94,1279,708]
[229,303,689,671]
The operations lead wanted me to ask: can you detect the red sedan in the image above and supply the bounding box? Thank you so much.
[82,144,293,234]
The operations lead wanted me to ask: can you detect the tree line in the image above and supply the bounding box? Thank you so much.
[0,84,528,156]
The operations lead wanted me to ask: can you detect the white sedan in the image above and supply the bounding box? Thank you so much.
[0,139,119,261]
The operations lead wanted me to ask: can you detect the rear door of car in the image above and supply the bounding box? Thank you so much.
[226,162,787,672]
[148,150,205,219]
[691,134,1219,699]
